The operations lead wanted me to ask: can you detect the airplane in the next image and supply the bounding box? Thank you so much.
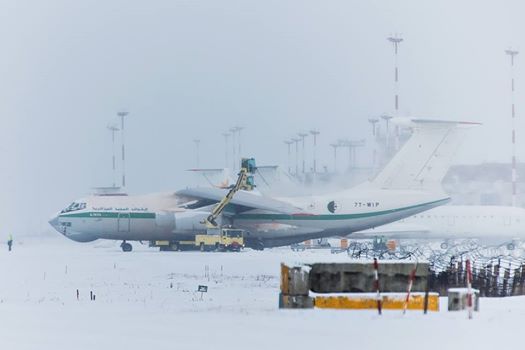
[352,204,525,250]
[49,118,478,251]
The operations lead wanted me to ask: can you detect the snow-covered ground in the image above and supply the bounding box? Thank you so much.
[0,236,523,350]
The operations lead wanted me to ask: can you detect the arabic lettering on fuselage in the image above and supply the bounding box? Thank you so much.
[91,207,149,211]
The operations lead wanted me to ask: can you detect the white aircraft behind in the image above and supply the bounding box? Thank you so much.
[353,204,525,250]
[49,118,478,251]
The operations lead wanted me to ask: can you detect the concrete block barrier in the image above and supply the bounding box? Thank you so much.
[309,262,429,293]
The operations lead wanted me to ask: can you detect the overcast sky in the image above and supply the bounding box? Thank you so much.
[1,0,524,235]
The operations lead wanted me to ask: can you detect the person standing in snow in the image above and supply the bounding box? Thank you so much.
[7,234,13,252]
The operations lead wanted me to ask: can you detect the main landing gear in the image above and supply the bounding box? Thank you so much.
[120,241,133,252]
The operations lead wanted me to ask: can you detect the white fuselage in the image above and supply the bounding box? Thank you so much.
[49,188,449,248]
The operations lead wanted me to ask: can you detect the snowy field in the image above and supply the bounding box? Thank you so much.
[0,236,524,350]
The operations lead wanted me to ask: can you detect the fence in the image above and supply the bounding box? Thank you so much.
[345,239,525,297]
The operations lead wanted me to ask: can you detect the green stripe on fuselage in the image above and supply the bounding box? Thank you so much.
[234,198,450,221]
[60,212,156,219]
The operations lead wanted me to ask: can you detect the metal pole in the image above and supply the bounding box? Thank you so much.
[117,111,129,188]
[330,143,338,173]
[381,115,393,158]
[237,126,244,169]
[230,127,237,170]
[298,133,308,174]
[284,140,293,174]
[368,118,379,171]
[506,49,519,207]
[388,35,403,150]
[292,138,300,176]
[310,130,320,174]
[107,124,119,188]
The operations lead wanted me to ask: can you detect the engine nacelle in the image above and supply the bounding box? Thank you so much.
[173,211,210,233]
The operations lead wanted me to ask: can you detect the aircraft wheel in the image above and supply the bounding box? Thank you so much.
[121,242,133,252]
[507,243,516,250]
[440,242,448,250]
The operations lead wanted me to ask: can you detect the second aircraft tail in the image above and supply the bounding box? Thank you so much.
[369,118,479,191]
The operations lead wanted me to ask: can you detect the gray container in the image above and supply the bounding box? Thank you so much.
[448,288,480,311]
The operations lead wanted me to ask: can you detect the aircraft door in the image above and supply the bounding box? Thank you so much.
[118,213,131,232]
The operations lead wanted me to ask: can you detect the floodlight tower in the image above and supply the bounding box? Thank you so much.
[330,143,339,173]
[291,138,301,176]
[193,139,201,168]
[284,140,294,174]
[506,48,519,206]
[368,118,379,171]
[107,124,120,188]
[381,114,393,157]
[222,132,230,168]
[387,35,403,116]
[236,126,245,169]
[338,139,354,170]
[117,111,129,188]
[349,139,366,169]
[297,132,308,174]
[310,130,320,174]
[388,35,403,150]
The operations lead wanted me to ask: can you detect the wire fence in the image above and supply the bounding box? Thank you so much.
[345,240,525,297]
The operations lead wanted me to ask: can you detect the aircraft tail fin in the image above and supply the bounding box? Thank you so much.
[370,118,479,191]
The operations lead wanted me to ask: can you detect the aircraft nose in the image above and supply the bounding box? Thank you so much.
[48,215,59,228]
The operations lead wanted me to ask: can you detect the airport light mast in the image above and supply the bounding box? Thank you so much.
[368,118,379,172]
[387,35,403,151]
[506,48,519,207]
[381,114,393,158]
[310,130,320,174]
[107,124,120,188]
[236,126,245,169]
[284,140,293,174]
[339,139,357,170]
[349,139,366,169]
[298,132,308,174]
[117,111,129,188]
[330,143,339,173]
[193,139,201,168]
[291,138,301,176]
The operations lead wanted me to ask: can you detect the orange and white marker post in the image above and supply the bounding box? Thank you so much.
[466,259,473,319]
[403,263,418,314]
[373,258,382,315]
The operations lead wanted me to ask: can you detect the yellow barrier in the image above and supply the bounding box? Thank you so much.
[281,263,290,295]
[314,293,439,311]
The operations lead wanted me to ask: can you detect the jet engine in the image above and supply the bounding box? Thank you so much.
[173,211,210,233]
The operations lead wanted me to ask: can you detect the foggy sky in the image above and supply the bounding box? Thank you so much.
[1,0,524,236]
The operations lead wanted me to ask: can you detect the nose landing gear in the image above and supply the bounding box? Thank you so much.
[120,241,133,252]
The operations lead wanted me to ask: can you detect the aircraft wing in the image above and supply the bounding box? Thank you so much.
[351,222,431,239]
[176,187,303,215]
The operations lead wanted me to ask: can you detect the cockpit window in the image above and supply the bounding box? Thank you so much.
[61,202,86,213]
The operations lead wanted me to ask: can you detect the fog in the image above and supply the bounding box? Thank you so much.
[1,0,524,236]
